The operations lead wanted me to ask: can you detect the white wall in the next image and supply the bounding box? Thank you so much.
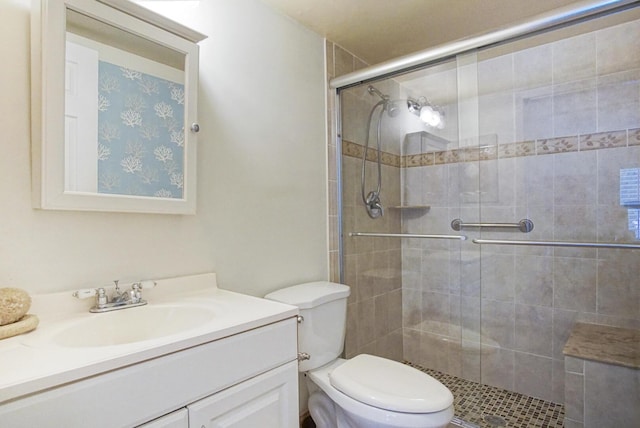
[0,0,328,297]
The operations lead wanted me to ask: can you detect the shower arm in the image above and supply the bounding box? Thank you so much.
[367,85,389,101]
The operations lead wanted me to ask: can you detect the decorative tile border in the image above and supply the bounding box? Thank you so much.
[341,140,401,167]
[343,128,639,168]
[579,130,627,151]
[631,128,640,146]
[537,135,579,154]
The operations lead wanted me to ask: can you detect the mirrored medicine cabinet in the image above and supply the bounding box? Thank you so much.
[31,0,206,214]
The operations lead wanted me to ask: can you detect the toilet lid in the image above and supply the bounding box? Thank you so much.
[329,354,453,413]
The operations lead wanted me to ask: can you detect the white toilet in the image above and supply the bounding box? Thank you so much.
[265,281,454,428]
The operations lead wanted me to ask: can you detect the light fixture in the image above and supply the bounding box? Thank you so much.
[407,97,444,129]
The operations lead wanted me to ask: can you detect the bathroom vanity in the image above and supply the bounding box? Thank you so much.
[0,273,299,427]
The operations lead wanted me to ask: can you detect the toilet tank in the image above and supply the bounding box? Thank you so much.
[265,282,350,372]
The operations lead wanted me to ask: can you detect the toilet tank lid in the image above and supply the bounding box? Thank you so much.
[265,282,350,309]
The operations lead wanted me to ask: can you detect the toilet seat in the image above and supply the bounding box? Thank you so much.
[329,354,453,413]
[308,358,455,428]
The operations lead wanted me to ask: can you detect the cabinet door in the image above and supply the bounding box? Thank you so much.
[188,361,298,428]
[137,408,188,428]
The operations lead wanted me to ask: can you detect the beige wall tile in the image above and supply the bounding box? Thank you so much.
[333,45,354,78]
[356,298,376,348]
[481,299,515,349]
[514,44,553,90]
[564,371,584,422]
[514,155,555,208]
[325,40,334,79]
[565,356,584,374]
[514,304,553,357]
[553,32,596,84]
[553,150,597,206]
[419,331,450,373]
[553,79,597,137]
[480,254,516,301]
[480,345,515,391]
[596,19,640,76]
[421,291,450,336]
[597,70,640,132]
[584,361,640,427]
[552,358,565,404]
[514,352,554,401]
[479,92,515,145]
[477,54,513,95]
[553,257,597,312]
[403,328,422,363]
[597,250,640,318]
[515,86,554,141]
[515,255,553,306]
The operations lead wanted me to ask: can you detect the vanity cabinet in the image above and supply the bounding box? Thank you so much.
[137,362,297,428]
[0,318,299,428]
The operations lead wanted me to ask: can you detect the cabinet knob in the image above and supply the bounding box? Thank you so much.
[191,123,200,133]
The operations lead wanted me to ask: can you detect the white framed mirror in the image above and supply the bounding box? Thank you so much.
[31,0,206,214]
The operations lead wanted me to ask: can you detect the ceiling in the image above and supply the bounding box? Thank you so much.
[259,0,581,65]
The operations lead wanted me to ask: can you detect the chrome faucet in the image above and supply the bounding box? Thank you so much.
[73,280,157,313]
[111,280,128,304]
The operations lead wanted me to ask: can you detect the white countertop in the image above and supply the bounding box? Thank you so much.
[0,273,298,404]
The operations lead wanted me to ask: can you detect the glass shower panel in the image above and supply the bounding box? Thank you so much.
[396,58,469,379]
[473,10,640,405]
[338,56,476,376]
[340,80,404,361]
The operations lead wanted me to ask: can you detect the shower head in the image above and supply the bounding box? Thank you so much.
[386,101,400,117]
[368,85,400,117]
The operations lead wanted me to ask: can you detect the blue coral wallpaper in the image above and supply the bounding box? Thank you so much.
[97,61,185,198]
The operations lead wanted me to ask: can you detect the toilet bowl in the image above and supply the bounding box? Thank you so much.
[265,282,454,428]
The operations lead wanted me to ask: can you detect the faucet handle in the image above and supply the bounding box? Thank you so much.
[73,287,108,308]
[139,280,157,289]
[73,288,97,299]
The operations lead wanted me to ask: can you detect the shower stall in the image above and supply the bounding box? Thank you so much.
[332,0,640,424]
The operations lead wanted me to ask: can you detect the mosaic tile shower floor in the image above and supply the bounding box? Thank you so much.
[301,362,565,428]
[404,362,565,428]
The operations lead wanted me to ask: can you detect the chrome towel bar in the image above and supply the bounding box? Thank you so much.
[472,239,640,250]
[451,218,534,233]
[349,232,467,240]
[349,233,640,249]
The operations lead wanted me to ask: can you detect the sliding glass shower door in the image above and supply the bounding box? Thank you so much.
[338,5,640,425]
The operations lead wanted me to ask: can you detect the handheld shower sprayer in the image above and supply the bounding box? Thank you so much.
[361,85,391,219]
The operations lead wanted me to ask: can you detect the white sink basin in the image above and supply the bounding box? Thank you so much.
[24,304,216,348]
